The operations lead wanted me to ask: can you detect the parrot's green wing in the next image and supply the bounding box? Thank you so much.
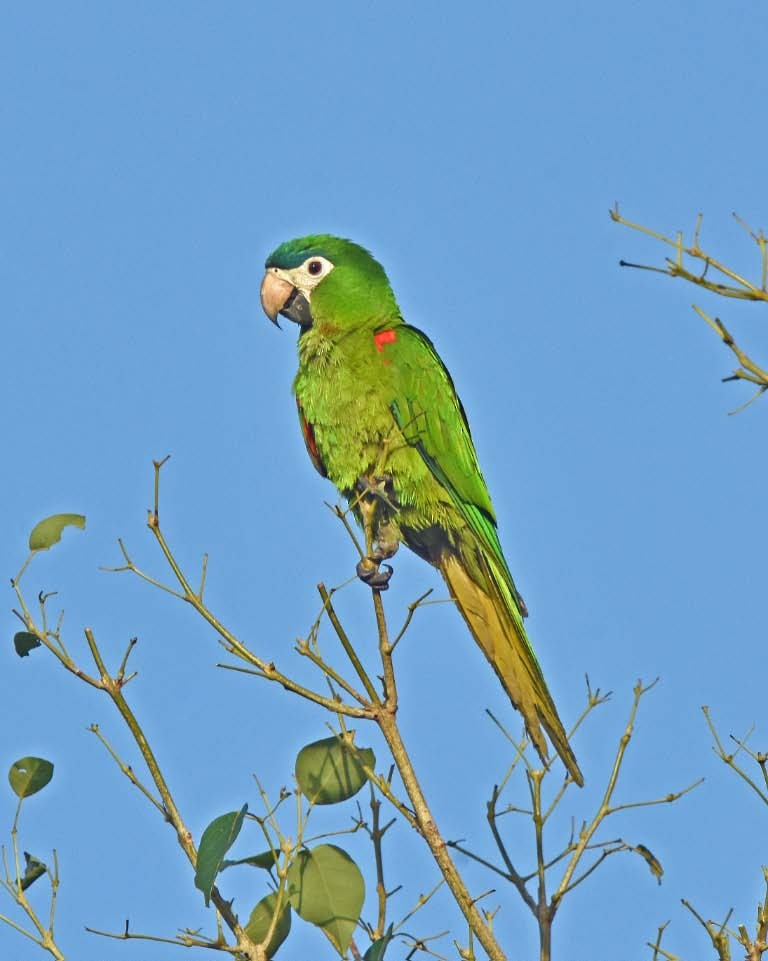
[385,324,583,785]
[387,324,524,611]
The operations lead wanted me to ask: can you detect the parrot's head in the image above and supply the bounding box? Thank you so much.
[260,235,399,331]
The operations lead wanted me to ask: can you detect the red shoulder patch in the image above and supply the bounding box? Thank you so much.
[374,329,397,352]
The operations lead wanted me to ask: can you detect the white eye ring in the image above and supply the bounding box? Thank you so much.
[299,255,334,282]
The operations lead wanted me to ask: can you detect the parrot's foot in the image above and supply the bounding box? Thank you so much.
[356,557,394,590]
[372,524,400,562]
[356,474,399,512]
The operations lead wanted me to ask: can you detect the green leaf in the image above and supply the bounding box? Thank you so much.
[194,804,247,905]
[14,632,41,657]
[20,852,47,891]
[363,926,394,961]
[221,850,279,871]
[244,891,291,957]
[8,757,54,798]
[28,513,86,551]
[295,735,375,805]
[634,843,663,884]
[287,844,365,954]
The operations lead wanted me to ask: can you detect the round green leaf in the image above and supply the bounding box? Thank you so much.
[295,735,375,805]
[245,892,291,957]
[9,757,54,798]
[194,804,247,905]
[287,844,365,954]
[28,513,86,551]
[14,632,42,657]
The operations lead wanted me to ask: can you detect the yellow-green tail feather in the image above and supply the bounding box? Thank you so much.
[440,553,584,787]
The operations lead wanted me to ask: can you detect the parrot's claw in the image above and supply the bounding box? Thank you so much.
[372,538,399,562]
[356,474,399,512]
[356,558,394,590]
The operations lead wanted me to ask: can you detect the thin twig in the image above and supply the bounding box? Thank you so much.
[681,900,733,961]
[88,723,166,815]
[317,583,380,704]
[703,706,768,805]
[611,205,768,407]
[647,921,679,961]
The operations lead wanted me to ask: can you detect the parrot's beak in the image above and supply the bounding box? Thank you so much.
[260,271,314,328]
[260,271,294,327]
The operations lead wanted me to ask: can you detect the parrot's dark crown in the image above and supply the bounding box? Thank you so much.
[265,234,389,285]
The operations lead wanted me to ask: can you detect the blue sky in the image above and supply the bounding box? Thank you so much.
[3,3,768,959]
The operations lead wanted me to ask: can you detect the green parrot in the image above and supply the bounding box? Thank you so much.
[261,235,583,786]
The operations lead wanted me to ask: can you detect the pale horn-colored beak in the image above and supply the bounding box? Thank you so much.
[260,271,294,325]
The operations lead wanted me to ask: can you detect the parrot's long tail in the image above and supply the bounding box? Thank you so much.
[439,552,584,787]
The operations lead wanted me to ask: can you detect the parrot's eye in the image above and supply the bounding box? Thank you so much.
[297,255,334,290]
